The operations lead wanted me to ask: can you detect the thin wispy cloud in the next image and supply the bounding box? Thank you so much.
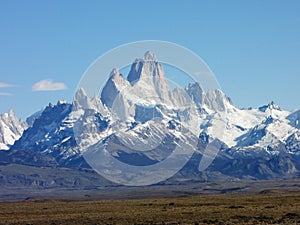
[32,79,68,91]
[0,82,16,88]
[0,92,12,96]
[0,82,16,96]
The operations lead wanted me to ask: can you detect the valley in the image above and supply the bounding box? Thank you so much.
[1,191,300,224]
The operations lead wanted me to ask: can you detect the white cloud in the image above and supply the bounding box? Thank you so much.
[0,82,16,88]
[0,92,12,96]
[32,79,68,91]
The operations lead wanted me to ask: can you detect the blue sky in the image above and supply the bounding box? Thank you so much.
[0,0,299,118]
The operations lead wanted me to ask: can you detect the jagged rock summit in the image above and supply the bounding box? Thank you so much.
[0,109,27,150]
[127,51,162,83]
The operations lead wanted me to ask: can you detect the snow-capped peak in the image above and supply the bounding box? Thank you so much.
[101,52,172,111]
[108,68,129,89]
[185,82,204,107]
[0,109,27,150]
[74,87,107,115]
[259,101,281,112]
[142,51,158,62]
[73,88,88,109]
[101,68,130,108]
[110,68,119,77]
[127,51,166,84]
[8,108,14,117]
[58,100,67,105]
[204,89,233,112]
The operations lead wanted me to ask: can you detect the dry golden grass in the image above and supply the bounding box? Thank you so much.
[0,193,300,224]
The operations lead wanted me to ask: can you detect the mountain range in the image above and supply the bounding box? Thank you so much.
[1,51,300,189]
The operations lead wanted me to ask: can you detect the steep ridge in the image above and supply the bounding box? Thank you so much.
[11,101,85,167]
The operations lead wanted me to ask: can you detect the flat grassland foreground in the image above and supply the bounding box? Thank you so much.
[0,193,300,225]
